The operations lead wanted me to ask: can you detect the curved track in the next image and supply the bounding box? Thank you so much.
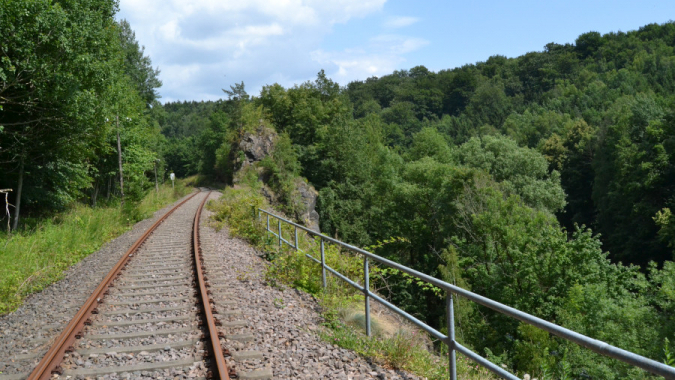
[24,190,232,380]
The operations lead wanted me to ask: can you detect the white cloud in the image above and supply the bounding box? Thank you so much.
[117,0,396,102]
[383,16,419,28]
[370,35,429,54]
[311,35,429,83]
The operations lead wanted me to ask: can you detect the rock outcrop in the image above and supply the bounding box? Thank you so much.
[236,126,277,169]
[292,179,320,232]
[233,126,320,232]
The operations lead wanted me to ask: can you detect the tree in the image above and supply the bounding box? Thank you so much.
[1,0,124,225]
[455,135,567,213]
[117,19,162,107]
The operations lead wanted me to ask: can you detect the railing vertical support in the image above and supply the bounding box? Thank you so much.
[266,213,269,231]
[447,292,457,380]
[278,219,282,247]
[294,226,298,250]
[320,238,327,288]
[364,257,371,337]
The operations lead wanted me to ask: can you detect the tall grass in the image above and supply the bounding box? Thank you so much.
[0,182,191,315]
[209,185,500,380]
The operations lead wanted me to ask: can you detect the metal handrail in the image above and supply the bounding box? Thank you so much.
[256,207,675,380]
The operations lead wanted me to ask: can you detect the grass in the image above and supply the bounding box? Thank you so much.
[0,181,192,315]
[209,184,500,380]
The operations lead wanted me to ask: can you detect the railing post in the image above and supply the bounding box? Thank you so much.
[364,256,371,337]
[320,238,327,288]
[278,219,282,247]
[294,226,298,250]
[266,213,269,231]
[447,291,457,380]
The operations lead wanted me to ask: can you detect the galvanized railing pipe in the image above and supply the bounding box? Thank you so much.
[447,293,457,380]
[257,208,675,380]
[364,256,371,337]
[320,239,327,288]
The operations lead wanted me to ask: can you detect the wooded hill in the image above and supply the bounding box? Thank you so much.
[161,22,675,379]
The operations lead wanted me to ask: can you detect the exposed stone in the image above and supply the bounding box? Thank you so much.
[237,126,277,168]
[232,125,320,232]
[292,179,320,233]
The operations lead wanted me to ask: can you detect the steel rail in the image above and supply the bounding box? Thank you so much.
[193,191,231,380]
[258,207,675,380]
[26,190,201,380]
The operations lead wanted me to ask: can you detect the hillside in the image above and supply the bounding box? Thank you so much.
[160,22,675,379]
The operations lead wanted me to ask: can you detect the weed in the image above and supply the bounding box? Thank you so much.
[665,337,675,367]
[273,297,286,309]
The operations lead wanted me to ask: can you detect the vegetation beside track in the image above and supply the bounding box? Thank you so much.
[208,180,500,380]
[0,181,192,315]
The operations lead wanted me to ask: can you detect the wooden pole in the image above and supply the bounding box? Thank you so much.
[154,160,159,194]
[116,115,124,207]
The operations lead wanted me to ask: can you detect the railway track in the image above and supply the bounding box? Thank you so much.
[0,189,271,380]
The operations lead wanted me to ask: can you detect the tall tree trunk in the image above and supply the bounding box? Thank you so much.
[154,160,159,193]
[106,176,111,200]
[92,182,99,207]
[116,115,124,206]
[12,154,25,231]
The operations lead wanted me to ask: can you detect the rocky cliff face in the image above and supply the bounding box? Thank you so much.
[234,126,320,232]
[292,179,320,232]
[236,126,276,169]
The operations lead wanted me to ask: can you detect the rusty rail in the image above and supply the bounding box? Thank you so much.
[192,191,232,379]
[26,190,201,380]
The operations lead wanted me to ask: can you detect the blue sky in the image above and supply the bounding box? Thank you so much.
[116,0,675,103]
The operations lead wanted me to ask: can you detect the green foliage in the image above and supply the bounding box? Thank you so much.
[455,135,566,213]
[664,338,675,366]
[513,324,555,375]
[258,132,301,210]
[406,127,454,163]
[0,0,164,220]
[0,183,189,314]
[342,21,675,270]
[196,111,230,180]
[117,19,162,107]
[207,185,268,247]
[209,184,498,380]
